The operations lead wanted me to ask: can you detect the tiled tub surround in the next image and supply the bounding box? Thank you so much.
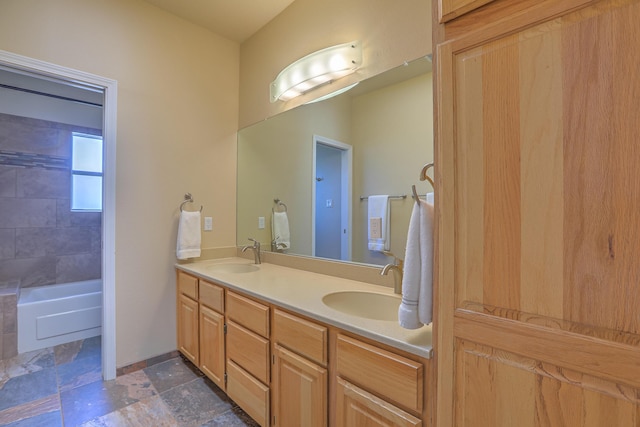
[176,257,433,358]
[0,113,101,360]
[0,113,102,289]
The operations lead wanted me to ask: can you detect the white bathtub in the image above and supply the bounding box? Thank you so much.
[18,279,102,353]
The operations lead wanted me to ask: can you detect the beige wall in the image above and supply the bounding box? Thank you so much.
[0,0,431,368]
[0,0,239,367]
[239,0,432,128]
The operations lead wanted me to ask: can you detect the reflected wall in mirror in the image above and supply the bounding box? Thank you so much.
[237,57,434,266]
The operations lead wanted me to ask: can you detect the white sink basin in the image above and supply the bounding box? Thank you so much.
[322,291,400,321]
[205,263,259,274]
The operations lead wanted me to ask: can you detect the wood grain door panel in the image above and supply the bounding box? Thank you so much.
[436,1,640,425]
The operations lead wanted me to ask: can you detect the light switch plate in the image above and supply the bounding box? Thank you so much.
[204,217,213,231]
[258,216,265,229]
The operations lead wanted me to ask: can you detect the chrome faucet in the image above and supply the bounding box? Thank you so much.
[380,251,403,294]
[242,238,261,264]
[271,239,287,252]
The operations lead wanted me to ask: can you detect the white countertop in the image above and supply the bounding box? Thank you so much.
[176,257,432,359]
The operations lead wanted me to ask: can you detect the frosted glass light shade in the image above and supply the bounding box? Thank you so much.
[270,41,362,103]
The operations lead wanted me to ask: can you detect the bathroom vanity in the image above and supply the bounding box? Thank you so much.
[176,258,432,427]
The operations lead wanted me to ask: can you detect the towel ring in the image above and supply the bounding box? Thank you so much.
[180,193,203,212]
[420,163,435,188]
[412,163,435,203]
[273,198,287,213]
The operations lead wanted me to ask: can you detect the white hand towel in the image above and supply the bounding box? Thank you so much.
[177,210,201,260]
[398,193,434,329]
[272,211,291,250]
[419,193,434,325]
[367,195,390,252]
[398,201,422,329]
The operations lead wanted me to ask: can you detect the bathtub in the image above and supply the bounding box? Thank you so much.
[18,279,102,353]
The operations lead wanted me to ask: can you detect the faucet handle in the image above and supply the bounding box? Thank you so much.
[382,250,403,267]
[247,238,260,249]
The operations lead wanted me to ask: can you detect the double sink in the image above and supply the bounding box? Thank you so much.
[204,262,401,322]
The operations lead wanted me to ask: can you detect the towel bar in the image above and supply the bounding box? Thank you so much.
[359,195,407,201]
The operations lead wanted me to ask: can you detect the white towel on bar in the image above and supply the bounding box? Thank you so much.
[398,193,434,329]
[177,210,201,260]
[367,195,390,252]
[272,211,291,250]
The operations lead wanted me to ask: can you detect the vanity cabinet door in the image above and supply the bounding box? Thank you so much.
[272,309,328,427]
[177,293,199,365]
[227,360,270,427]
[335,377,421,427]
[272,344,327,427]
[199,304,225,390]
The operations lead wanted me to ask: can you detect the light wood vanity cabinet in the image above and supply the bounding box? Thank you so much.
[176,272,226,388]
[225,291,270,427]
[334,334,423,427]
[176,271,199,365]
[272,309,328,427]
[198,280,225,390]
[177,270,432,427]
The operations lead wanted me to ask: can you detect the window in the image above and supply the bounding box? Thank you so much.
[71,133,103,211]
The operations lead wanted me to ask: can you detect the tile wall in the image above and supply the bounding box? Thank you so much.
[0,113,102,360]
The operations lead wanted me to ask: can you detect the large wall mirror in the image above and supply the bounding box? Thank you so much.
[237,56,434,266]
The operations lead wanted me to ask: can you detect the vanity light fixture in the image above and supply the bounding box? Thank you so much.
[304,82,359,105]
[270,41,362,103]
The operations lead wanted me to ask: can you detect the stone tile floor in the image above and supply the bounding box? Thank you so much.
[0,336,259,426]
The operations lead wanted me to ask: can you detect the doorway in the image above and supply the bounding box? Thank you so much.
[0,50,117,379]
[312,135,352,261]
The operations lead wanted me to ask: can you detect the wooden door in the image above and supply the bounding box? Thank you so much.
[199,304,225,390]
[335,377,421,427]
[177,293,199,365]
[435,0,640,425]
[272,344,327,427]
[438,0,494,23]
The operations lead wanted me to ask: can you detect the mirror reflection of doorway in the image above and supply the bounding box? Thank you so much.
[312,135,352,261]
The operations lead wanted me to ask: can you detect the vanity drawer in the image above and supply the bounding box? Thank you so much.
[227,291,269,337]
[336,334,423,413]
[199,279,224,312]
[227,360,269,427]
[273,309,327,366]
[177,270,198,300]
[227,320,270,384]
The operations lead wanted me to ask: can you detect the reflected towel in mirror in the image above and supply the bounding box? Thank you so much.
[367,195,390,252]
[272,211,291,250]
